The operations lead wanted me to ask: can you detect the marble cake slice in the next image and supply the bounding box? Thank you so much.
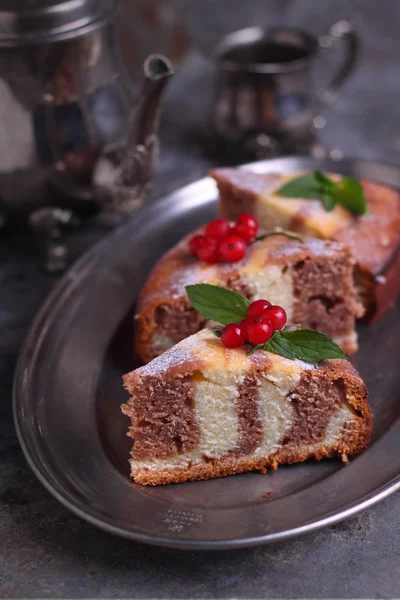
[211,168,400,321]
[122,329,372,486]
[135,228,363,364]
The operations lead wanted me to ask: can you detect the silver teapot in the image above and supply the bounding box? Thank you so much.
[0,0,174,220]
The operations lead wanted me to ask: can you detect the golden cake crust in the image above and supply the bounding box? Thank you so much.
[131,435,369,486]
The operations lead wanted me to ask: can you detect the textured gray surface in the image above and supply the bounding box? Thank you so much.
[1,1,400,598]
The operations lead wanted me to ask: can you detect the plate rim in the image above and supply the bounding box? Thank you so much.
[13,155,400,549]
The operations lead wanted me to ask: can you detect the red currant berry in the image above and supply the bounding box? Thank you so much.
[205,219,230,241]
[232,213,258,243]
[241,316,272,339]
[247,299,272,319]
[196,236,219,264]
[221,323,246,348]
[219,235,247,262]
[189,234,206,257]
[239,317,253,336]
[245,318,273,345]
[262,305,287,330]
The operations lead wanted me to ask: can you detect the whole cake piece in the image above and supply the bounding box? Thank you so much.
[135,226,363,363]
[122,326,371,486]
[211,168,400,321]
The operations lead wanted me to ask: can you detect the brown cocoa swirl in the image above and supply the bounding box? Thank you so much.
[224,272,252,298]
[123,374,201,460]
[280,369,344,449]
[291,250,362,337]
[153,297,206,344]
[230,374,263,456]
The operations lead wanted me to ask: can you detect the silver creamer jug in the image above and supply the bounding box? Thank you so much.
[0,0,174,218]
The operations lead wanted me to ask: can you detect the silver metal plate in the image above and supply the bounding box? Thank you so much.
[13,156,400,549]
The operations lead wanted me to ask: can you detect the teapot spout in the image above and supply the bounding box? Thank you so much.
[119,54,174,211]
[94,55,174,213]
[119,54,174,209]
[129,55,174,150]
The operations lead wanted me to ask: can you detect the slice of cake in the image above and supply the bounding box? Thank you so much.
[135,229,363,364]
[122,329,372,486]
[211,168,400,321]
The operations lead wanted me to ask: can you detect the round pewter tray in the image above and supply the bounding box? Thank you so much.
[13,156,400,549]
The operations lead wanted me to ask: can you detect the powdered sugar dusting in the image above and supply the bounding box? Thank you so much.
[137,230,232,305]
[212,168,281,195]
[131,328,316,382]
[270,232,346,261]
[133,330,212,378]
[135,343,197,378]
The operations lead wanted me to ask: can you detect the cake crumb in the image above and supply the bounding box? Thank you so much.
[261,491,273,499]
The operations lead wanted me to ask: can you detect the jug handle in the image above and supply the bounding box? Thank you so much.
[317,17,360,105]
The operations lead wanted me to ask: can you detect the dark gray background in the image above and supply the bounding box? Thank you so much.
[1,1,400,598]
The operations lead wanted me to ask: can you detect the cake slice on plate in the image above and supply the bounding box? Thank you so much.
[122,328,371,486]
[211,168,400,321]
[135,228,363,363]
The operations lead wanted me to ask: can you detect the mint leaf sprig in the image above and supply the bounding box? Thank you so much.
[275,171,368,216]
[185,283,249,325]
[185,283,346,363]
[263,328,346,362]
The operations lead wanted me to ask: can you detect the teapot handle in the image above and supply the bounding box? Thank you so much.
[317,18,360,105]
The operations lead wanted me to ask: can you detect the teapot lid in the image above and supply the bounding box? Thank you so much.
[0,0,116,46]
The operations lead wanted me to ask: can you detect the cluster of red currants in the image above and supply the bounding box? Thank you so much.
[189,214,258,263]
[221,299,287,348]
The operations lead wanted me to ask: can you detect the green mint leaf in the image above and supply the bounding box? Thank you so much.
[276,171,368,216]
[252,231,303,244]
[213,329,222,338]
[275,172,324,198]
[248,328,346,363]
[321,193,336,212]
[335,176,368,215]
[280,329,346,362]
[263,331,296,360]
[185,284,250,325]
[314,171,337,192]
